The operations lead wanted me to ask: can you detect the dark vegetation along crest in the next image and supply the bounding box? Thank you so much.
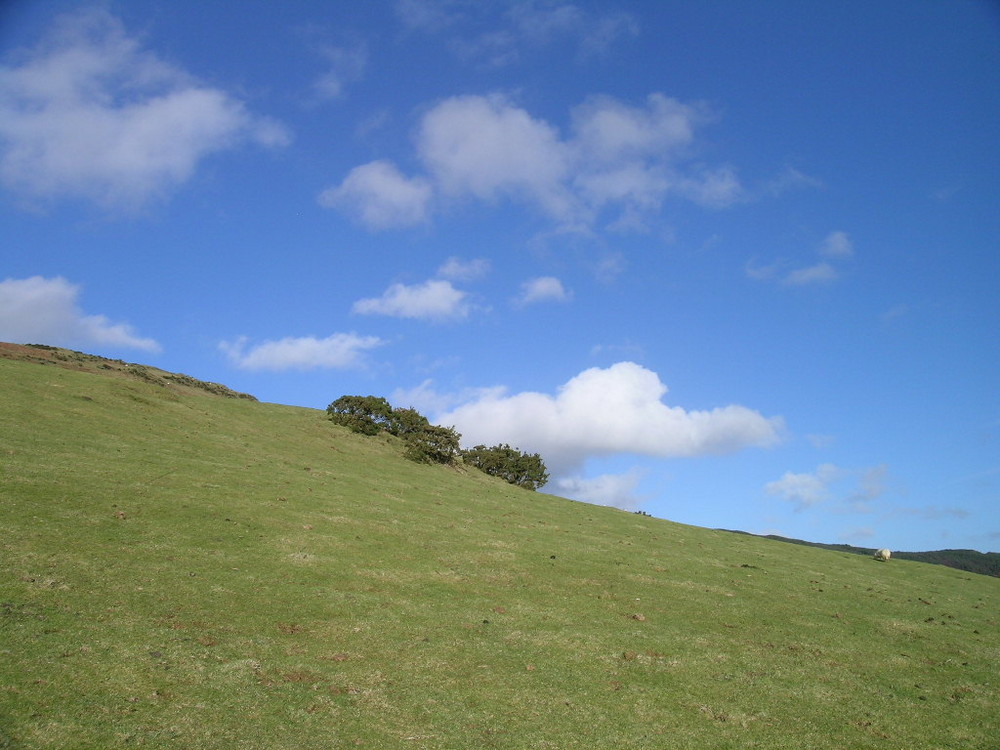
[327,394,549,490]
[1,344,997,749]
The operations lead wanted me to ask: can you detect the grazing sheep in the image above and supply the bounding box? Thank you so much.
[874,548,892,562]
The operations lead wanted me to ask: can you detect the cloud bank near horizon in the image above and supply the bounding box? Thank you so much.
[0,275,160,353]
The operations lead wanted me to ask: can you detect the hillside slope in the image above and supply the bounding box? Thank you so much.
[1,353,997,749]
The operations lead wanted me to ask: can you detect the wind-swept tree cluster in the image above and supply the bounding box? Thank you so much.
[327,395,460,464]
[326,395,547,489]
[462,443,549,491]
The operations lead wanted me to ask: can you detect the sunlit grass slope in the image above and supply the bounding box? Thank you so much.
[1,355,997,749]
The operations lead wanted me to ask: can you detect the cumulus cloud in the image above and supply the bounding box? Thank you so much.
[514,276,571,306]
[555,469,646,511]
[419,93,576,219]
[220,333,383,371]
[571,90,696,159]
[0,8,289,211]
[321,92,742,231]
[318,160,432,228]
[431,361,783,474]
[0,275,159,352]
[352,279,469,321]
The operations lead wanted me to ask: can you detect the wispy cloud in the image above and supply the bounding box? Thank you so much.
[514,276,571,307]
[0,8,288,211]
[220,333,383,371]
[764,463,842,508]
[783,261,839,286]
[352,279,469,321]
[819,230,854,259]
[764,462,890,511]
[0,276,160,352]
[396,1,638,66]
[748,230,854,286]
[311,40,367,101]
[759,165,823,197]
[437,256,490,281]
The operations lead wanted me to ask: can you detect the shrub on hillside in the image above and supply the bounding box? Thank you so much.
[327,395,462,466]
[327,395,394,436]
[462,443,549,490]
[388,406,431,437]
[403,424,463,465]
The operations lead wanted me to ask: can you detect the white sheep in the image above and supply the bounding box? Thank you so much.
[874,548,892,562]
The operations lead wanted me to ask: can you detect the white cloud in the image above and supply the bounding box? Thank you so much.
[325,92,742,232]
[394,0,465,32]
[0,275,159,352]
[555,469,645,511]
[783,261,839,286]
[318,160,432,229]
[571,92,698,161]
[0,8,289,211]
[594,252,627,282]
[674,165,744,208]
[438,256,490,281]
[312,42,367,100]
[410,1,638,66]
[391,379,505,416]
[434,361,784,474]
[352,279,469,320]
[806,433,837,449]
[764,463,842,509]
[765,462,889,511]
[819,230,853,259]
[514,276,571,306]
[220,333,383,371]
[759,166,823,197]
[417,93,576,220]
[750,229,854,286]
[744,258,781,282]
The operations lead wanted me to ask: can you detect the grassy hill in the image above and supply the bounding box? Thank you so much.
[1,347,997,749]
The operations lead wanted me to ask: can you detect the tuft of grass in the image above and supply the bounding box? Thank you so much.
[1,355,998,749]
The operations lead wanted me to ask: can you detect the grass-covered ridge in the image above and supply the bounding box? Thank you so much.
[1,351,997,749]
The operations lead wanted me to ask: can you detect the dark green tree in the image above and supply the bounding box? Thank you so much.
[403,424,462,464]
[326,395,394,436]
[462,443,549,490]
[388,406,430,437]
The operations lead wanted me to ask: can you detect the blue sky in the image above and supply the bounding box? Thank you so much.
[2,1,998,552]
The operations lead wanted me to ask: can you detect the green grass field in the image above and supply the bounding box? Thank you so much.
[1,351,997,748]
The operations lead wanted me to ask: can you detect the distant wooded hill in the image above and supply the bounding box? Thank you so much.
[722,530,1000,578]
